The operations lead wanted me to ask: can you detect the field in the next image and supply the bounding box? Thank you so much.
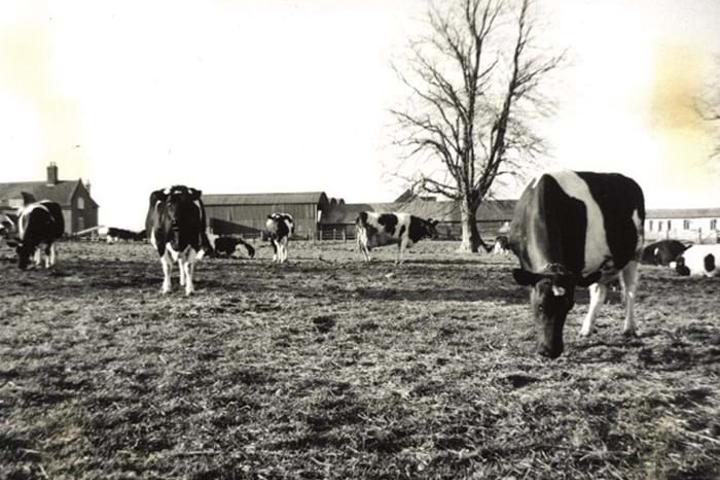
[1,240,719,480]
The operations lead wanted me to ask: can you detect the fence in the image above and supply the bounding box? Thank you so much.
[645,229,719,244]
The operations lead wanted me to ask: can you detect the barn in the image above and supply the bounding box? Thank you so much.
[645,207,720,244]
[0,163,99,235]
[203,192,331,239]
[319,197,516,241]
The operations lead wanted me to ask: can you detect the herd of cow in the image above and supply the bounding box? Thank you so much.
[1,171,718,358]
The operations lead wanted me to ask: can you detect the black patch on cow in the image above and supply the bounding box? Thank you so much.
[510,174,588,274]
[378,214,399,235]
[14,201,65,269]
[408,216,431,243]
[704,254,716,273]
[356,212,378,239]
[576,172,645,269]
[641,240,688,266]
[266,214,292,241]
[675,256,690,276]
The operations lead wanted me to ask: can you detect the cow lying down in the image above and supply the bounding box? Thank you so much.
[356,212,438,264]
[672,245,720,277]
[207,234,255,258]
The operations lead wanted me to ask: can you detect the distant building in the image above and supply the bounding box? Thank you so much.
[645,208,720,244]
[0,163,99,234]
[203,192,332,239]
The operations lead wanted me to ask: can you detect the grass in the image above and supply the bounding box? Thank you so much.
[0,240,719,479]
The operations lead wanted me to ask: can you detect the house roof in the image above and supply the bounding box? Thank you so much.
[320,199,517,224]
[203,191,329,208]
[0,180,97,208]
[646,208,720,219]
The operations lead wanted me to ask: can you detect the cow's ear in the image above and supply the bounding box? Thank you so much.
[190,188,202,200]
[431,219,439,226]
[149,189,167,205]
[577,271,601,287]
[512,268,541,286]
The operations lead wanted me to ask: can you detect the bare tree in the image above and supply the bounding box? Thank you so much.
[391,0,563,252]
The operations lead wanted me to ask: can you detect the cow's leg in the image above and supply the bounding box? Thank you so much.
[178,258,186,286]
[183,249,197,295]
[33,248,42,267]
[44,244,52,268]
[620,260,639,336]
[270,239,278,263]
[49,244,56,267]
[580,282,607,337]
[160,251,173,294]
[396,239,407,265]
[280,238,288,263]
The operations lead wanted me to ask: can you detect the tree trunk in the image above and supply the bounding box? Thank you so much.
[459,198,481,253]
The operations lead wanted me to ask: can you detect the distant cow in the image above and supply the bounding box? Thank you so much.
[492,235,511,255]
[146,185,210,295]
[672,245,720,277]
[5,200,65,269]
[640,240,688,266]
[265,213,294,263]
[99,226,146,243]
[509,171,645,359]
[212,236,255,258]
[356,212,438,264]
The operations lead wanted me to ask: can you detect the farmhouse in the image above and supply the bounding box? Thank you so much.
[203,191,333,239]
[319,195,516,241]
[645,207,720,244]
[0,163,99,234]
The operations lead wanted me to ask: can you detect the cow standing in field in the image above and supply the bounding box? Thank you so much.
[146,185,210,295]
[266,213,294,263]
[4,200,65,269]
[672,244,720,277]
[509,171,645,359]
[640,239,688,266]
[356,212,438,264]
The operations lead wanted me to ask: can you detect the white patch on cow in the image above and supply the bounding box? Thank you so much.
[677,245,720,277]
[552,285,566,296]
[547,171,612,275]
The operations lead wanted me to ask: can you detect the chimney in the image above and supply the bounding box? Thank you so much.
[47,162,59,186]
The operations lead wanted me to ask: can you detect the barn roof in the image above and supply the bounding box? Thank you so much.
[646,208,720,219]
[320,199,517,224]
[203,191,329,208]
[0,180,97,209]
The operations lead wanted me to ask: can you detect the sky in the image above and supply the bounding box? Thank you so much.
[0,0,719,229]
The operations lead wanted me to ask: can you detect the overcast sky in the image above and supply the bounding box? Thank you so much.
[1,0,719,229]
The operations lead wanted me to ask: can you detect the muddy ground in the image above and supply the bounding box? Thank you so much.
[1,240,719,479]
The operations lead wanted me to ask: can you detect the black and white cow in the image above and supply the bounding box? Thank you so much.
[640,239,688,266]
[509,171,645,359]
[265,213,294,263]
[211,235,255,258]
[356,212,438,264]
[672,244,720,277]
[5,201,65,269]
[146,185,210,295]
[491,235,511,255]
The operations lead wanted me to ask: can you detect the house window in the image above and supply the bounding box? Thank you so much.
[683,220,691,230]
[648,220,653,231]
[667,220,672,231]
[76,196,85,210]
[711,219,718,230]
[77,216,85,232]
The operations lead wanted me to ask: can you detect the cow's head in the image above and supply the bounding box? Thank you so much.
[513,263,601,359]
[152,186,203,249]
[422,218,440,239]
[673,256,690,276]
[5,237,33,270]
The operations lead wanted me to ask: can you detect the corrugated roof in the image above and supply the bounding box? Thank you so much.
[0,180,97,208]
[320,199,517,224]
[646,208,720,219]
[203,191,329,207]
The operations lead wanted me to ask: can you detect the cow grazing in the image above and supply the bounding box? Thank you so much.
[146,185,210,295]
[640,240,688,266]
[356,212,438,264]
[5,201,65,269]
[266,213,294,263]
[492,235,511,255]
[212,236,255,258]
[509,171,645,359]
[672,244,720,277]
